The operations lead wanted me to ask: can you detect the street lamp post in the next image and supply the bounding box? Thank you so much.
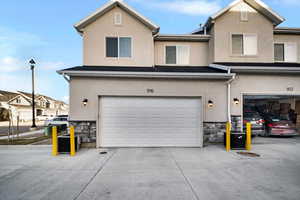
[29,59,37,128]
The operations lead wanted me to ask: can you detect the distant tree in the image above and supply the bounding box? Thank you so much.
[0,108,10,121]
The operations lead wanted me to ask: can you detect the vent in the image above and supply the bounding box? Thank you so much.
[114,13,122,25]
[241,6,248,21]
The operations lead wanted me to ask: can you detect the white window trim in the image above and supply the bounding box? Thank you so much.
[230,33,258,57]
[164,44,190,65]
[105,36,133,59]
[274,42,298,63]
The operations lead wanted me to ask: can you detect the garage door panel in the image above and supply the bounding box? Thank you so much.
[100,97,202,147]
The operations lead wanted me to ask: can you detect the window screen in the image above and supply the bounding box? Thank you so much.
[106,37,118,57]
[274,43,284,62]
[166,46,176,64]
[120,37,131,57]
[232,34,243,55]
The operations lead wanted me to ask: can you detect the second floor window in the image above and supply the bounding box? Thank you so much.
[165,45,189,65]
[232,34,257,56]
[106,37,132,58]
[274,43,297,62]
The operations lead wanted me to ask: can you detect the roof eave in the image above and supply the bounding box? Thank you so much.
[154,34,210,42]
[230,67,300,74]
[57,70,234,80]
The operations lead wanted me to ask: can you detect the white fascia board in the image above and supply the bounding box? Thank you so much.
[58,70,235,80]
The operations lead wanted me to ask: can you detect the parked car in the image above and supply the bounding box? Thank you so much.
[37,115,54,121]
[264,114,298,137]
[45,116,69,127]
[243,112,265,136]
[57,115,68,118]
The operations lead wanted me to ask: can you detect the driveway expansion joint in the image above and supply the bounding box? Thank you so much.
[73,149,117,200]
[167,149,200,200]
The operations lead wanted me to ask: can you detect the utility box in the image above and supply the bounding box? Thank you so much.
[224,131,246,150]
[58,135,80,153]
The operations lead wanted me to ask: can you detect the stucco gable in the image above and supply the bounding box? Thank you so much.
[74,0,159,35]
[205,0,284,28]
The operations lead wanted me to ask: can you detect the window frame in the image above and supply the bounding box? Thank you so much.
[274,42,298,63]
[230,33,258,57]
[105,36,133,59]
[164,44,190,65]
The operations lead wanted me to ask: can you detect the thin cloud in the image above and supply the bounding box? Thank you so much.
[0,26,47,57]
[130,0,222,16]
[0,57,66,73]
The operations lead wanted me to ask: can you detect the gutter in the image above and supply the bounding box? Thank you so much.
[230,67,300,74]
[57,70,235,80]
[62,73,70,83]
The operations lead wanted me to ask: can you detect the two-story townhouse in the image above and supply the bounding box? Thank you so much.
[0,90,69,121]
[58,0,300,148]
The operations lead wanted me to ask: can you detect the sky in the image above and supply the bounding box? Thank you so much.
[0,0,299,103]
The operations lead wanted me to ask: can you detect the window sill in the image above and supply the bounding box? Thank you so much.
[105,57,132,60]
[161,64,191,66]
[230,54,258,58]
[274,61,298,63]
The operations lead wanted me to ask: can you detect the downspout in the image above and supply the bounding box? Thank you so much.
[226,68,235,123]
[62,73,70,83]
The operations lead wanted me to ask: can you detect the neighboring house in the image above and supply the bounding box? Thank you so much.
[58,0,300,148]
[0,91,19,121]
[0,90,69,122]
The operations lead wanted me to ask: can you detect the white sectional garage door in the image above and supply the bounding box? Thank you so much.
[99,97,203,147]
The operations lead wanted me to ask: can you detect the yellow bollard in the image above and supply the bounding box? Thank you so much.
[70,126,76,156]
[52,126,58,156]
[246,123,252,151]
[226,122,231,152]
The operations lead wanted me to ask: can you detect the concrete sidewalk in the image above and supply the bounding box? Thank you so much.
[0,129,44,140]
[0,138,300,200]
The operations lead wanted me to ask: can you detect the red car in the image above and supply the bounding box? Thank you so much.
[264,115,298,137]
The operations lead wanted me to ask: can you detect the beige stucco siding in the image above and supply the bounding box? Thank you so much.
[274,34,300,63]
[69,77,228,122]
[213,1,274,63]
[230,74,300,115]
[154,41,209,66]
[83,7,154,67]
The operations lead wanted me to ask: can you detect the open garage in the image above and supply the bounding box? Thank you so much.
[243,95,300,137]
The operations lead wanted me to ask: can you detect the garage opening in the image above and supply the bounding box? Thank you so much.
[99,96,203,147]
[243,95,300,137]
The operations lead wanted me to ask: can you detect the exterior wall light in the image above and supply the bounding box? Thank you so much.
[82,98,88,106]
[208,100,214,108]
[233,98,240,105]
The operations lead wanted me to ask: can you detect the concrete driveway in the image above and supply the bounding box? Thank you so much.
[0,137,300,200]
